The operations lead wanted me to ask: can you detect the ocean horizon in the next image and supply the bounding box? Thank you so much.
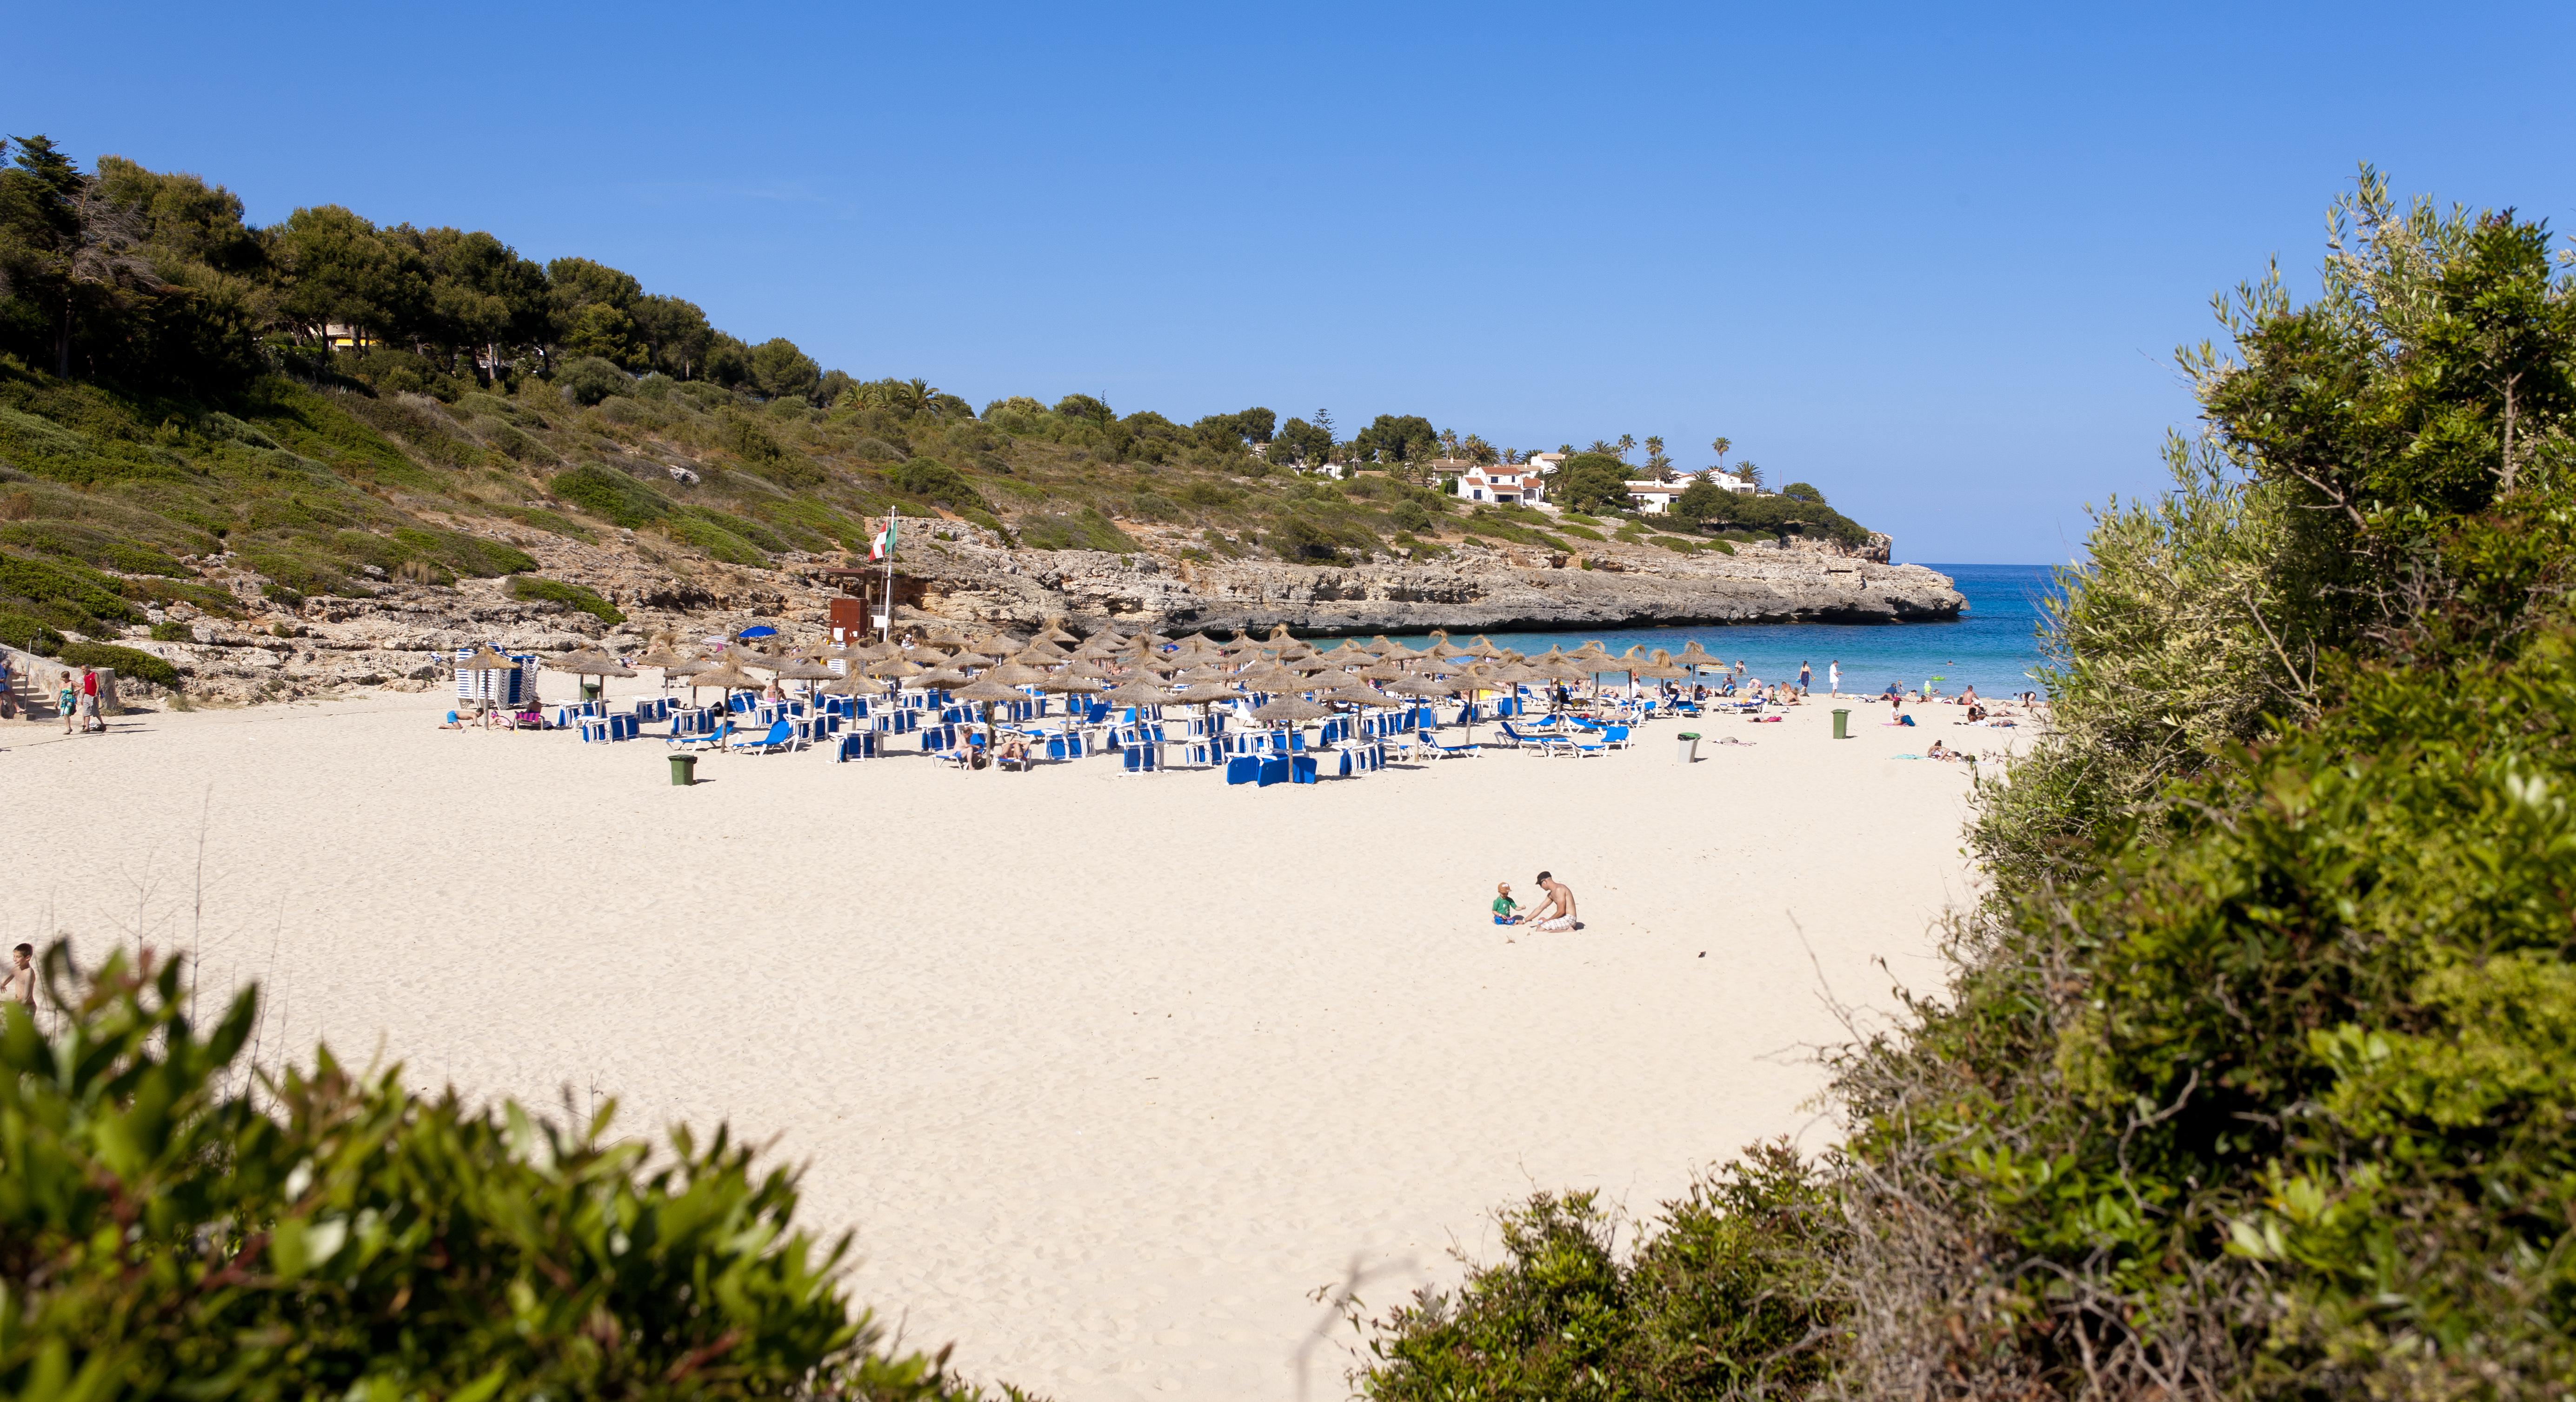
[1385,560,2059,698]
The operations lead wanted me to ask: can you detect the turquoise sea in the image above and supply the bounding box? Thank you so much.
[1388,562,2061,698]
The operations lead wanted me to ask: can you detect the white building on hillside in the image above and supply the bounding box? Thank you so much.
[1459,465,1544,505]
[1525,452,1569,477]
[1626,480,1686,514]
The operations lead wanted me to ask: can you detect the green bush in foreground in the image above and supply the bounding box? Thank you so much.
[506,573,625,625]
[1353,1142,1844,1401]
[0,950,1025,1401]
[58,640,180,687]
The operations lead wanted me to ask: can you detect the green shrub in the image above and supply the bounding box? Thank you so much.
[1390,500,1432,533]
[0,611,64,654]
[662,515,768,566]
[0,552,142,624]
[59,640,181,687]
[1016,508,1135,553]
[147,620,193,642]
[892,457,990,514]
[1355,1141,1844,1400]
[554,355,633,407]
[0,951,1009,1401]
[548,464,674,528]
[506,574,625,625]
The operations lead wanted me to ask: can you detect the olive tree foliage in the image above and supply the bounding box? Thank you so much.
[0,948,1030,1402]
[1838,174,2576,1402]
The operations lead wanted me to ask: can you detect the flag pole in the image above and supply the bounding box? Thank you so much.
[880,507,896,643]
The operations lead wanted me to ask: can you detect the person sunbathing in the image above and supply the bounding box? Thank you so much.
[1928,738,1953,760]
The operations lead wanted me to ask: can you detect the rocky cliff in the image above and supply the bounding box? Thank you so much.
[64,524,1963,706]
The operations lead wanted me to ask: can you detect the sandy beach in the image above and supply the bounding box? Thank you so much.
[0,680,2007,1400]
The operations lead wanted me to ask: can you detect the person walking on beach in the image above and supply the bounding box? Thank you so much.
[1798,661,1812,695]
[58,672,77,734]
[4,944,33,1015]
[79,666,100,732]
[1828,660,1840,695]
[1526,872,1580,932]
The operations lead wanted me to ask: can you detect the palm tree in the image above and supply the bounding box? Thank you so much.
[1586,439,1617,457]
[1738,460,1763,489]
[1615,434,1636,463]
[1711,436,1733,469]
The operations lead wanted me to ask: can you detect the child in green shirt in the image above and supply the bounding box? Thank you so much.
[1491,882,1521,926]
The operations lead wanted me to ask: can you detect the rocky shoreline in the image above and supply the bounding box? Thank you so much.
[19,527,1965,710]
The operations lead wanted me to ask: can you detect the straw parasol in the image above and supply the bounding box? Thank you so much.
[1252,693,1331,724]
[1101,677,1179,710]
[1322,683,1400,708]
[1033,623,1080,644]
[545,648,635,703]
[866,656,926,680]
[982,661,1051,687]
[1236,663,1310,694]
[690,660,761,719]
[952,674,1023,704]
[944,650,998,669]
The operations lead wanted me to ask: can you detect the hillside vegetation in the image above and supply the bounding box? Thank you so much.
[1351,173,2576,1400]
[0,135,1873,661]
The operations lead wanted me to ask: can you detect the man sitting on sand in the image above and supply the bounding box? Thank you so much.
[1526,872,1579,932]
[1492,882,1521,926]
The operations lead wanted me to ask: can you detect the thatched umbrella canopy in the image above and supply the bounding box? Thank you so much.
[773,659,837,682]
[820,668,878,697]
[866,656,926,680]
[1251,694,1331,754]
[1172,680,1240,704]
[953,675,1023,704]
[691,661,761,716]
[632,646,695,671]
[982,661,1050,687]
[923,627,976,649]
[944,650,998,669]
[911,667,973,691]
[545,648,634,704]
[1237,663,1310,694]
[1016,639,1072,663]
[1323,683,1400,708]
[1038,673,1105,695]
[1355,660,1408,683]
[1387,675,1459,698]
[1034,623,1080,644]
[1102,678,1179,710]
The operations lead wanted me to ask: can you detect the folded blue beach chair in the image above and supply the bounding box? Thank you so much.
[1256,757,1289,787]
[833,731,878,762]
[1225,755,1260,786]
[1290,755,1318,785]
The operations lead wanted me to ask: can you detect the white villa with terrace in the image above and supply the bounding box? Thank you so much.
[1457,464,1544,505]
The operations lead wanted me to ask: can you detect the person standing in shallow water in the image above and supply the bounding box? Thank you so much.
[1798,661,1812,695]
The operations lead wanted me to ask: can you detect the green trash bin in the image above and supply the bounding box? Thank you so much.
[1831,708,1850,739]
[1676,731,1701,764]
[669,753,698,786]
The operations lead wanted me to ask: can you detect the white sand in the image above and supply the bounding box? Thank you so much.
[1,682,2007,1400]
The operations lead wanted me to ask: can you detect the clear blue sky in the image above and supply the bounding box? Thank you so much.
[17,2,2576,563]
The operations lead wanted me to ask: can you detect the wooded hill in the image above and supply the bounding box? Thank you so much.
[0,136,1882,660]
